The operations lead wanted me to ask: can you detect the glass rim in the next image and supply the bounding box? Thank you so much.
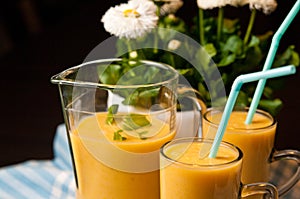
[50,58,179,89]
[203,106,277,131]
[160,137,243,168]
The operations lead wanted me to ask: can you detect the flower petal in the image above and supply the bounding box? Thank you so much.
[101,0,158,39]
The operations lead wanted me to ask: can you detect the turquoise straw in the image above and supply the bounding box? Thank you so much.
[209,65,296,158]
[245,0,300,124]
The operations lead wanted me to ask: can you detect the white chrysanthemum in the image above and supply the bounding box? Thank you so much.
[197,0,249,9]
[197,0,227,9]
[101,0,158,39]
[160,0,184,16]
[225,0,249,7]
[249,0,277,14]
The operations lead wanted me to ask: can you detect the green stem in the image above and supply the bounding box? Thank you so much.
[126,39,133,59]
[153,5,161,54]
[217,7,224,42]
[243,9,257,46]
[199,8,205,45]
[153,30,159,54]
[169,53,175,68]
[126,39,132,52]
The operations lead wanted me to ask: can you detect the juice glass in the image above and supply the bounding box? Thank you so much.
[203,107,300,197]
[160,137,278,199]
[51,58,205,199]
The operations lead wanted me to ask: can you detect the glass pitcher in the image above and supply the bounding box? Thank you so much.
[51,58,206,199]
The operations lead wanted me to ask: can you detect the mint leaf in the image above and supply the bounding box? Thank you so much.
[106,104,119,125]
[122,114,151,130]
[137,131,148,140]
[113,130,127,141]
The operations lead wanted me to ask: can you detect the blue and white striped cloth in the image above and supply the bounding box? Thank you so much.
[0,124,75,199]
[0,123,299,198]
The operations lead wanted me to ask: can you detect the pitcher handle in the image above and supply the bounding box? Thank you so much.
[241,182,278,198]
[177,84,207,137]
[270,149,300,197]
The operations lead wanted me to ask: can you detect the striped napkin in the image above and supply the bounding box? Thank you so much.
[0,124,75,199]
[0,123,299,198]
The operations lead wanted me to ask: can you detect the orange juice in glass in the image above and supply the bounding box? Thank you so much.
[71,112,175,199]
[160,137,278,199]
[203,107,300,196]
[51,59,204,198]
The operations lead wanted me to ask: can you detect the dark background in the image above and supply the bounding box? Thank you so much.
[0,0,299,167]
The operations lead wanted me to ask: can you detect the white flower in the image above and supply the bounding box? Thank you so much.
[101,0,158,39]
[225,0,249,7]
[197,0,227,9]
[160,0,184,16]
[197,0,249,9]
[249,0,277,14]
[168,39,181,50]
[129,51,138,58]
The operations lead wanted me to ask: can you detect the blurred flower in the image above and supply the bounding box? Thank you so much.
[129,51,138,58]
[249,0,277,14]
[197,0,227,9]
[101,0,158,39]
[227,0,249,7]
[167,39,181,50]
[159,0,184,16]
[197,0,250,9]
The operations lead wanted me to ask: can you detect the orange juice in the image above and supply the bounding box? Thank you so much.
[160,139,242,199]
[71,112,175,199]
[203,108,276,184]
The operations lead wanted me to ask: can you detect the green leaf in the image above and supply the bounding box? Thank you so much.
[98,64,122,85]
[144,66,160,83]
[257,31,273,43]
[137,131,148,140]
[195,47,214,68]
[123,90,139,105]
[106,104,119,125]
[177,68,194,76]
[274,45,300,67]
[162,15,186,33]
[203,43,217,57]
[198,83,210,101]
[139,88,160,98]
[218,53,236,67]
[122,114,151,130]
[158,15,186,40]
[108,104,119,114]
[258,99,283,116]
[223,18,240,34]
[291,50,300,66]
[113,130,127,141]
[248,35,260,48]
[243,45,263,70]
[235,91,249,107]
[262,87,273,99]
[115,39,128,58]
[223,35,243,55]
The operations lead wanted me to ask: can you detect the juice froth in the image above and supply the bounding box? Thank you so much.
[160,141,241,199]
[203,110,276,184]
